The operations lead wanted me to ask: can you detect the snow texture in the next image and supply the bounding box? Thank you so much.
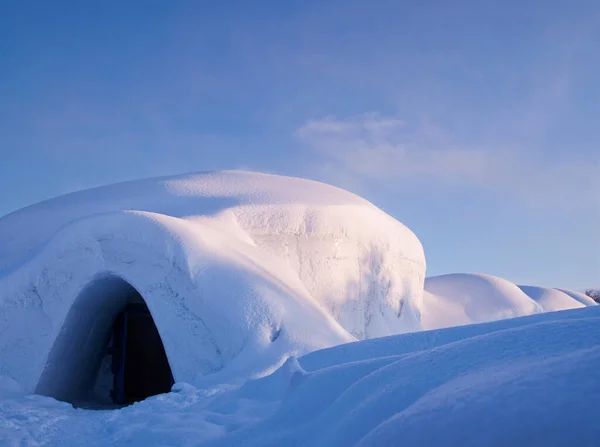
[0,306,598,446]
[0,171,425,397]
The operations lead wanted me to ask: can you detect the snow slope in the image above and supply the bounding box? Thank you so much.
[0,171,425,396]
[1,306,598,446]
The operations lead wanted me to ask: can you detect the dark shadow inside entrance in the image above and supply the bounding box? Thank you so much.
[35,274,174,408]
[112,302,174,405]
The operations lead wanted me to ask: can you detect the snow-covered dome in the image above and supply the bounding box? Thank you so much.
[0,171,425,402]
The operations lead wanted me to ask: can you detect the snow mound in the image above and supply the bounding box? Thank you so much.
[518,285,587,312]
[421,274,596,330]
[556,288,598,307]
[0,306,598,446]
[0,171,425,397]
[422,273,544,329]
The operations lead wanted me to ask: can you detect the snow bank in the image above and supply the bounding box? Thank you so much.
[0,171,425,396]
[1,306,598,446]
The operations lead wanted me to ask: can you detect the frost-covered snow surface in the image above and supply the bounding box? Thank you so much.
[0,171,425,397]
[1,307,598,446]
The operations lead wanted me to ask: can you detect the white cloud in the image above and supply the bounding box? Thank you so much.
[297,113,504,183]
[295,113,600,209]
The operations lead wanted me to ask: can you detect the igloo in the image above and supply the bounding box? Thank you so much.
[0,171,425,405]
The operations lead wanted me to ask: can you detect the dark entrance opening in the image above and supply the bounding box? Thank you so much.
[35,274,175,408]
[111,302,174,405]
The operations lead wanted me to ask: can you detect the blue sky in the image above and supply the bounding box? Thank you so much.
[1,0,598,290]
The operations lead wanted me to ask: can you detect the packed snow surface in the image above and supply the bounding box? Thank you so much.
[1,306,598,446]
[0,171,426,396]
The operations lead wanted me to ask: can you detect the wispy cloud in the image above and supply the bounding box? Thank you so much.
[296,113,599,209]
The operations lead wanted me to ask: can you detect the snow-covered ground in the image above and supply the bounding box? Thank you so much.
[1,306,598,446]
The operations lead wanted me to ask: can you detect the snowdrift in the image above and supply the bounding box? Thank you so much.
[554,288,597,307]
[518,285,587,312]
[0,171,426,400]
[1,306,598,446]
[421,273,595,330]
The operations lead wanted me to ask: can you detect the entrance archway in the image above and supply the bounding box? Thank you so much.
[36,274,174,407]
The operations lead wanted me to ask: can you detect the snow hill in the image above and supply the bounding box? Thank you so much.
[1,306,598,446]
